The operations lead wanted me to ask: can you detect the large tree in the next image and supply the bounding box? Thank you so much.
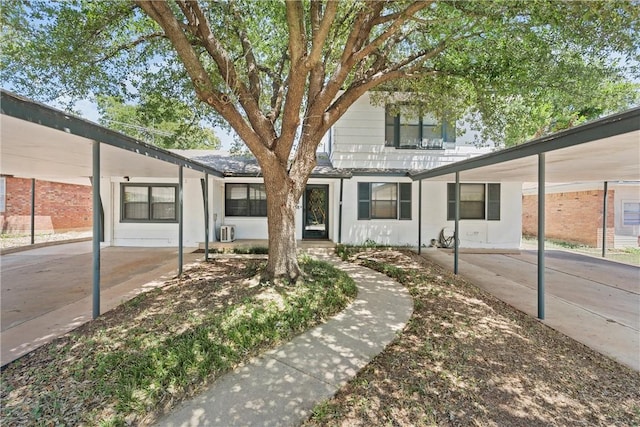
[2,0,638,280]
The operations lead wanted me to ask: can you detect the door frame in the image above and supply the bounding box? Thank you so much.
[302,184,329,240]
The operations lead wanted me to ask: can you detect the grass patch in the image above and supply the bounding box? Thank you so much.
[1,257,356,426]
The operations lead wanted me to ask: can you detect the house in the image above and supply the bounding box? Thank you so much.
[7,90,638,255]
[0,176,92,235]
[522,181,640,248]
[100,92,520,250]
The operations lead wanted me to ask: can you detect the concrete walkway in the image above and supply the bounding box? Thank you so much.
[420,248,640,371]
[157,248,413,427]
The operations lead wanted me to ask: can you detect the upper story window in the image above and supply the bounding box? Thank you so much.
[447,183,500,221]
[121,184,178,223]
[385,105,455,149]
[225,183,267,217]
[358,182,412,220]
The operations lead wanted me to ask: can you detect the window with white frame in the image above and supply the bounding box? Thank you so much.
[121,184,178,222]
[358,182,412,220]
[0,177,5,212]
[225,183,267,217]
[385,105,455,149]
[447,183,500,220]
[623,202,640,225]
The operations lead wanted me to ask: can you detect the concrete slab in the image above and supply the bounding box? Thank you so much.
[420,249,640,371]
[0,242,201,366]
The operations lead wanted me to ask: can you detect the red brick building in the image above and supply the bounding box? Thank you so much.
[522,182,639,248]
[0,176,92,234]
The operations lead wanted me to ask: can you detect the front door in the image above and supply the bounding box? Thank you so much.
[303,185,329,239]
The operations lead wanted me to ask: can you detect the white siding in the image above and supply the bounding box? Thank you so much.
[330,93,491,169]
[339,178,522,249]
[109,177,205,247]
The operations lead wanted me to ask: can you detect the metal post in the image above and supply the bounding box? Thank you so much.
[30,178,35,245]
[418,180,422,254]
[602,181,608,258]
[338,178,344,244]
[92,142,101,319]
[204,174,209,261]
[454,172,460,274]
[538,153,546,320]
[178,166,184,276]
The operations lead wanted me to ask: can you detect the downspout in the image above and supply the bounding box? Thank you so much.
[454,172,460,275]
[538,153,546,320]
[602,181,608,258]
[178,166,184,276]
[338,178,344,244]
[92,142,101,319]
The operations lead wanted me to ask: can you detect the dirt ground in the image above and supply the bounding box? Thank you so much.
[2,249,639,426]
[304,249,640,426]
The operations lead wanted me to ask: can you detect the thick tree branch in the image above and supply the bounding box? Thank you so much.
[230,0,262,103]
[354,1,432,63]
[185,1,276,147]
[308,1,338,109]
[277,0,309,162]
[135,1,267,157]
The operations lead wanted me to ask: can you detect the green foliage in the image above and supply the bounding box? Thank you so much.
[0,257,356,425]
[96,95,221,149]
[2,1,638,148]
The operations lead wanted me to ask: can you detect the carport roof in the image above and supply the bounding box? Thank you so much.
[409,106,640,183]
[1,90,224,182]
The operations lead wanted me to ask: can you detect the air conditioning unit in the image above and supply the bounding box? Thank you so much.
[220,225,236,243]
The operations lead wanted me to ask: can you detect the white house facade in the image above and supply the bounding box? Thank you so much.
[99,93,522,251]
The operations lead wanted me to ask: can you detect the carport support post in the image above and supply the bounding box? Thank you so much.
[538,153,546,320]
[30,178,35,245]
[602,181,608,258]
[418,179,422,254]
[454,172,460,275]
[204,173,209,262]
[338,178,344,244]
[92,142,101,319]
[178,165,184,276]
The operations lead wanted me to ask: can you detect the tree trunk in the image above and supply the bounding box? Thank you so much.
[262,164,302,282]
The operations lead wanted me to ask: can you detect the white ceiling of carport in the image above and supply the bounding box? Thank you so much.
[413,128,639,184]
[0,115,214,185]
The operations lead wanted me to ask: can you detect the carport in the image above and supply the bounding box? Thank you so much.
[1,90,223,319]
[412,107,640,320]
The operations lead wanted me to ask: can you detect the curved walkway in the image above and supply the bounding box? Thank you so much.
[157,248,414,427]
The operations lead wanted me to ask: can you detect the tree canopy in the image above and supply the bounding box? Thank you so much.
[96,95,221,149]
[2,0,639,279]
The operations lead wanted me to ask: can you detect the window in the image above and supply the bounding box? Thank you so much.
[225,183,267,217]
[121,184,178,222]
[623,202,640,225]
[358,182,411,220]
[447,183,500,220]
[0,177,5,212]
[385,106,455,149]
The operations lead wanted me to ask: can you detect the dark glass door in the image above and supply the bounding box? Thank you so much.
[303,185,329,239]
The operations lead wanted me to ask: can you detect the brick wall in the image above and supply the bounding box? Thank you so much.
[522,189,615,247]
[0,177,92,234]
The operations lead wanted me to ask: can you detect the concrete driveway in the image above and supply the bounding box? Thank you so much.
[422,249,640,371]
[1,241,201,365]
